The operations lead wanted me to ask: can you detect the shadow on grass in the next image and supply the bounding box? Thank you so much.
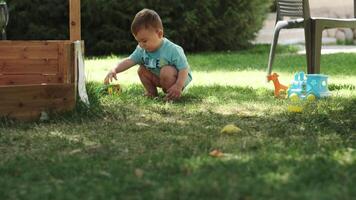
[1,83,355,199]
[1,83,355,134]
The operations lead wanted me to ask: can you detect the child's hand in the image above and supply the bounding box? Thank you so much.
[104,69,117,85]
[165,84,182,100]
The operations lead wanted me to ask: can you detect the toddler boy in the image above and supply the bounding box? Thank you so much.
[104,8,192,100]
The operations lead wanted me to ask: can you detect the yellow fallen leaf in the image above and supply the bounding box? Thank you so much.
[220,124,242,134]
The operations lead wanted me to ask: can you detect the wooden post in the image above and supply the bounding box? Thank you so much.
[69,0,81,41]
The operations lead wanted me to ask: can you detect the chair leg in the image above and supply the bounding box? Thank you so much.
[354,0,356,18]
[266,21,289,76]
[304,20,313,74]
[310,21,323,74]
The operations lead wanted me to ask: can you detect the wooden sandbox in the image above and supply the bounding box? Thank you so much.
[0,0,82,120]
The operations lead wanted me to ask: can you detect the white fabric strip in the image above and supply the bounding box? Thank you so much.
[75,40,90,106]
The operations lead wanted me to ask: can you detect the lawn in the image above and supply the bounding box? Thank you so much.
[0,45,355,200]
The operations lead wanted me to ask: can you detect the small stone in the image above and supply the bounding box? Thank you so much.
[335,30,346,42]
[343,28,354,41]
[39,111,49,121]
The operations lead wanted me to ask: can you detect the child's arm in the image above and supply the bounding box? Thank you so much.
[104,58,136,84]
[166,68,189,100]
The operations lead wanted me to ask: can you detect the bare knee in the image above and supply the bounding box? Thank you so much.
[137,65,160,88]
[160,66,178,90]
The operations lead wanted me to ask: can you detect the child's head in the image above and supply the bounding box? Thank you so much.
[131,9,164,52]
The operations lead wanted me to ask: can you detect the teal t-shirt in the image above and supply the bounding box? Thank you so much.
[129,38,192,84]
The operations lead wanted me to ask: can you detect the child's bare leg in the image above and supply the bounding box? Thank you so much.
[160,66,178,99]
[137,65,160,97]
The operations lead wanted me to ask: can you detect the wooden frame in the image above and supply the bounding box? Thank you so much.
[0,0,81,121]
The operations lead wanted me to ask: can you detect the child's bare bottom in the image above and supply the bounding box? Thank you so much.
[137,65,178,98]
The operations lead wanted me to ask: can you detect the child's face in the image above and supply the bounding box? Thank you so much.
[134,27,163,52]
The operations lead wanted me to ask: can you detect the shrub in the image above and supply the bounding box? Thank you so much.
[270,0,277,12]
[6,0,272,55]
[6,0,69,40]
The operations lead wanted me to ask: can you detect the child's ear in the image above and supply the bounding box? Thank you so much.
[157,29,163,38]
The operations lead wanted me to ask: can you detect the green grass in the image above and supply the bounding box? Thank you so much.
[1,45,356,199]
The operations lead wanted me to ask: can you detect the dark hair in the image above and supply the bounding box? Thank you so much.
[131,8,163,35]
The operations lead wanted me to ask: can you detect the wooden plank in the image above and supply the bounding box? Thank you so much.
[0,59,58,74]
[56,41,74,84]
[0,39,77,120]
[0,45,59,59]
[0,43,58,49]
[58,42,65,79]
[0,74,63,85]
[0,41,75,85]
[0,83,74,100]
[0,98,75,112]
[58,42,71,83]
[73,42,78,101]
[0,84,75,100]
[1,103,75,121]
[0,98,75,121]
[0,84,76,120]
[70,0,81,41]
[2,111,42,122]
[60,41,75,84]
[0,41,64,46]
[64,42,74,84]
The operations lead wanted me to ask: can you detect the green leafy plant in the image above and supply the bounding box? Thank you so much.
[6,0,273,55]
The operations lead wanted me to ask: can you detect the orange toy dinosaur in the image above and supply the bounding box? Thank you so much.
[267,73,288,98]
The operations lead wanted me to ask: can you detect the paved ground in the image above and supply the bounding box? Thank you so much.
[254,13,336,45]
[297,45,356,55]
[254,13,356,54]
[254,1,356,54]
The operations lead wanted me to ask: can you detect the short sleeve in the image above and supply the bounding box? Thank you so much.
[172,46,189,70]
[129,46,143,64]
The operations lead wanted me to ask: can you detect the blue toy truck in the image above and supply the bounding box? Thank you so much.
[287,72,331,100]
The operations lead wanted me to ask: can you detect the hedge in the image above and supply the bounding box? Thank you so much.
[5,0,272,56]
